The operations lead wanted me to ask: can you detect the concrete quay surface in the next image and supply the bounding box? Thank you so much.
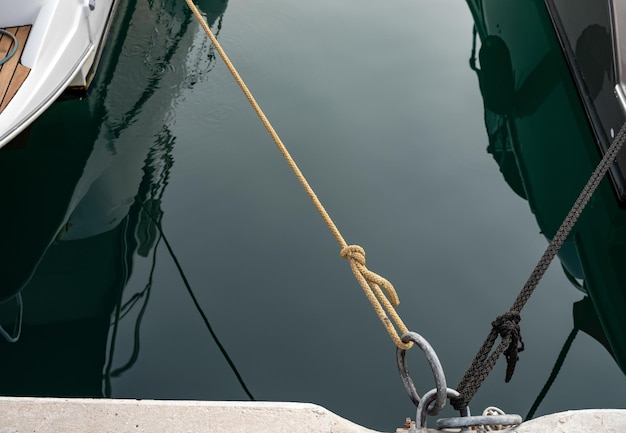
[0,397,382,433]
[512,409,626,433]
[0,397,625,432]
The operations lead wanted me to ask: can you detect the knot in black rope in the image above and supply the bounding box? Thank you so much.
[492,310,524,382]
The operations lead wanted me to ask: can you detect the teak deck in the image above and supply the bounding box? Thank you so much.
[0,26,32,114]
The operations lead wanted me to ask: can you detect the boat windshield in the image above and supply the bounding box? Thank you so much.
[545,0,626,202]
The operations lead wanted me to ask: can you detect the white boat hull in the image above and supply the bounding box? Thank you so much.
[0,0,118,148]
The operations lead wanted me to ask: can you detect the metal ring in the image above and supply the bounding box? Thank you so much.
[396,331,447,415]
[416,388,470,428]
[436,414,522,429]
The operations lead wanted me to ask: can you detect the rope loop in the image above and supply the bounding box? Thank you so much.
[0,29,18,66]
[340,245,411,350]
[340,245,400,305]
[492,311,524,382]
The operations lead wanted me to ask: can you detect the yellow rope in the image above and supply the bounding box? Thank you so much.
[184,0,412,350]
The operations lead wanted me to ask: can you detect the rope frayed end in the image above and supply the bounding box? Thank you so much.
[492,311,524,382]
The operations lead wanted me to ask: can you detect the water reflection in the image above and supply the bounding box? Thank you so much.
[1,0,625,426]
[0,0,227,397]
[467,0,626,406]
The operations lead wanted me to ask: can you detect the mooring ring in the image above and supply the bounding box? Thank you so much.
[396,331,447,415]
[416,388,470,428]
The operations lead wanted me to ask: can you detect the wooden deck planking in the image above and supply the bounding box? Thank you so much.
[0,27,16,60]
[0,25,32,113]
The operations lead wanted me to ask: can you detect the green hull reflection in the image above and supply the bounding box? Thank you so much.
[0,0,227,397]
[467,0,626,374]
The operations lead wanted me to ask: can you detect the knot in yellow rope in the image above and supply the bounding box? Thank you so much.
[340,244,366,265]
[341,245,412,349]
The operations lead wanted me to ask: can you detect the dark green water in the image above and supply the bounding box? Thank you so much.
[1,0,626,430]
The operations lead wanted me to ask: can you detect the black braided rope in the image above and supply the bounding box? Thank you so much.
[451,121,626,412]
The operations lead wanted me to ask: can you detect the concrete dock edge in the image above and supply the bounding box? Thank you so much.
[511,409,626,432]
[0,397,383,433]
[1,397,625,432]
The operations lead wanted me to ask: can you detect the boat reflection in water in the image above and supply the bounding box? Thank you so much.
[466,0,626,388]
[0,0,227,397]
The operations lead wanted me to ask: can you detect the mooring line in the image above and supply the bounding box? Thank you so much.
[142,203,256,401]
[183,0,412,351]
[452,120,626,411]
